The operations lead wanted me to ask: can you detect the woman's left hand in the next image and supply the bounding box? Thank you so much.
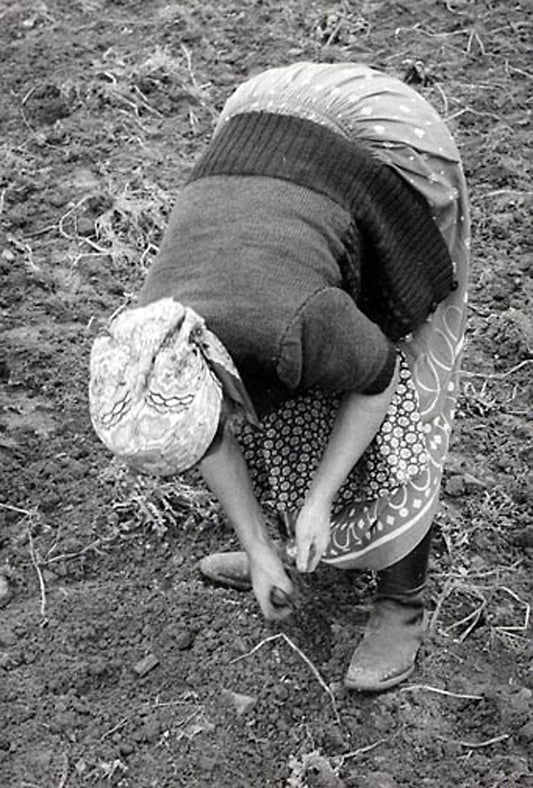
[294,498,332,573]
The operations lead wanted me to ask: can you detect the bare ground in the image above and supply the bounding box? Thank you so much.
[0,1,532,786]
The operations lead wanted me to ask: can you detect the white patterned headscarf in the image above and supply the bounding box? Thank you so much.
[89,298,257,476]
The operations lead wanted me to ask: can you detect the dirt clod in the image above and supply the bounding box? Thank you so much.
[0,576,11,608]
[516,720,533,743]
[0,627,17,648]
[445,475,466,497]
[133,653,159,677]
[220,688,257,716]
[357,773,398,788]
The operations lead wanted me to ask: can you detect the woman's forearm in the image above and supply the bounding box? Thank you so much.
[199,424,295,619]
[306,358,399,506]
[199,426,271,553]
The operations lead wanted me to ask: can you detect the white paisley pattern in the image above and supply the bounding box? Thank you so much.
[227,63,470,571]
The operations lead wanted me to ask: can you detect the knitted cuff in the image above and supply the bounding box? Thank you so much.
[361,343,397,394]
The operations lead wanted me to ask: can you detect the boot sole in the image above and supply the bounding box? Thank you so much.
[204,574,252,591]
[344,662,415,693]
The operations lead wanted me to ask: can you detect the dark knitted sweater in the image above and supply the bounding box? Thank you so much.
[139,112,454,411]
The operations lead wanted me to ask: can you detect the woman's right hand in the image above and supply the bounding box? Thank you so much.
[249,540,295,621]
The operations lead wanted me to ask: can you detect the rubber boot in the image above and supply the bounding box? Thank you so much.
[199,513,295,590]
[199,550,252,591]
[199,544,292,608]
[344,528,432,692]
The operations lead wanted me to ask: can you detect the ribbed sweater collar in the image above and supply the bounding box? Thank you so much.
[190,111,378,206]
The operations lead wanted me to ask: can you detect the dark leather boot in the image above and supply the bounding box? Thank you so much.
[345,528,432,692]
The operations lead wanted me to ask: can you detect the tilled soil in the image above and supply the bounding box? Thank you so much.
[1,1,532,786]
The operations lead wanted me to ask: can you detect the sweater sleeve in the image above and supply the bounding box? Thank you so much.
[277,288,397,395]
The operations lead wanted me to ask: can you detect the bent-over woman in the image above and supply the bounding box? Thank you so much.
[89,62,469,692]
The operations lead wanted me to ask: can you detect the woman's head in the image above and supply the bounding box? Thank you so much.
[89,298,255,475]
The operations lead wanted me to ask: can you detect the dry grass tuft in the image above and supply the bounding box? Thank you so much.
[99,460,221,538]
[82,44,216,134]
[430,552,530,651]
[92,180,170,270]
[52,179,169,272]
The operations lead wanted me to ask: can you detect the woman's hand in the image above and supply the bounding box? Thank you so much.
[249,539,295,620]
[294,497,332,573]
[200,425,294,620]
[293,363,400,572]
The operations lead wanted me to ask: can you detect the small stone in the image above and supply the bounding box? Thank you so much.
[303,752,345,787]
[517,720,533,743]
[0,576,11,607]
[46,125,67,145]
[88,659,108,677]
[0,652,13,669]
[358,772,398,788]
[441,740,463,757]
[220,689,257,716]
[29,748,54,770]
[74,758,88,775]
[272,683,290,702]
[1,249,15,263]
[77,217,94,237]
[70,168,100,191]
[445,475,465,497]
[71,696,90,715]
[174,629,195,650]
[197,753,217,773]
[330,681,348,700]
[22,15,38,29]
[133,653,159,677]
[171,551,185,567]
[513,526,533,549]
[139,719,161,742]
[49,190,70,208]
[511,687,532,713]
[6,206,27,228]
[495,454,515,470]
[33,132,47,147]
[119,741,134,756]
[0,628,17,648]
[233,636,249,654]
